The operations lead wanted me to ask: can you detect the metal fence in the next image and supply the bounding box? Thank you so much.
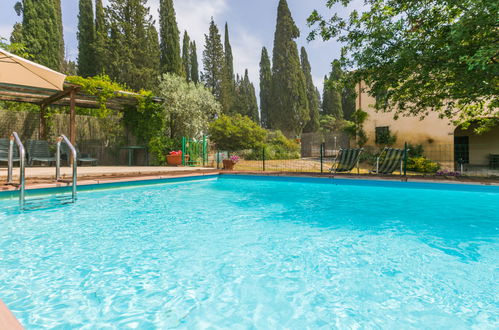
[213,141,499,180]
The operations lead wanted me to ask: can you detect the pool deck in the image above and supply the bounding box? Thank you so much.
[0,300,22,330]
[0,166,220,191]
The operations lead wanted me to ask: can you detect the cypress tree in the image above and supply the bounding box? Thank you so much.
[301,47,320,133]
[220,23,236,114]
[53,0,64,69]
[182,31,190,81]
[233,70,259,122]
[106,0,160,90]
[323,60,343,119]
[259,47,272,128]
[269,0,309,136]
[342,74,357,120]
[190,41,199,84]
[202,18,224,100]
[93,0,107,75]
[17,0,63,70]
[77,0,95,77]
[159,0,182,75]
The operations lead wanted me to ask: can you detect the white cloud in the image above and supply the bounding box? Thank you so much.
[0,25,13,39]
[232,29,262,83]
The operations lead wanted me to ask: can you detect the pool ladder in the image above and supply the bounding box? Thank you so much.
[6,132,77,210]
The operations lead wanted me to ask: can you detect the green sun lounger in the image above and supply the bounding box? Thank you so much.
[27,140,56,166]
[372,147,406,175]
[330,148,363,175]
[0,138,20,163]
[61,142,98,166]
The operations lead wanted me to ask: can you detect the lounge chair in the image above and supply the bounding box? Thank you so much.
[0,138,20,163]
[372,147,406,175]
[27,140,56,166]
[61,142,98,166]
[329,148,363,175]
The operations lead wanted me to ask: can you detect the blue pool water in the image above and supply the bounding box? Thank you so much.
[0,175,498,328]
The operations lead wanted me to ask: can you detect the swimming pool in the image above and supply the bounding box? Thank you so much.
[0,175,498,328]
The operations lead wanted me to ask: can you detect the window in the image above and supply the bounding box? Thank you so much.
[375,126,390,144]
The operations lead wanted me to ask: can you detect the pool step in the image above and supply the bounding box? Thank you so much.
[23,195,76,210]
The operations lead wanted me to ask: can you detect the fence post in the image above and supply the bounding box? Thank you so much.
[403,142,408,180]
[181,137,186,166]
[262,146,266,172]
[202,135,207,166]
[320,143,324,173]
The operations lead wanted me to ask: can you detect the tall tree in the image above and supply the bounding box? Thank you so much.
[259,47,272,128]
[202,18,224,100]
[301,47,320,133]
[15,0,64,70]
[190,41,199,84]
[53,0,64,68]
[220,23,236,114]
[309,0,499,132]
[322,60,343,119]
[93,0,107,75]
[342,76,356,121]
[270,0,309,136]
[77,0,95,77]
[159,0,182,75]
[182,31,190,81]
[106,0,160,90]
[234,70,259,122]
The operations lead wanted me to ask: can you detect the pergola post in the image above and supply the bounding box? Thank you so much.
[69,88,76,164]
[39,104,47,139]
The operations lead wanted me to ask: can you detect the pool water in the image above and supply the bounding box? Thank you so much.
[0,175,498,328]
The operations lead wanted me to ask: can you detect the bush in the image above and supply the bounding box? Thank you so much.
[406,156,440,173]
[407,143,425,158]
[242,131,301,160]
[209,114,267,151]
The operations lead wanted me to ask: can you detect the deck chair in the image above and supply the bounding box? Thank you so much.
[372,148,406,175]
[60,142,98,166]
[0,138,20,163]
[329,148,363,175]
[27,140,56,166]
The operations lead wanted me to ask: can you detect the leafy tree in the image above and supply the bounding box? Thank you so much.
[270,0,309,136]
[182,31,190,81]
[93,0,107,75]
[77,0,95,77]
[190,41,199,84]
[14,0,64,70]
[259,47,272,128]
[159,0,182,75]
[308,0,499,132]
[209,114,267,151]
[301,47,320,133]
[157,74,221,139]
[323,60,343,119]
[220,23,236,114]
[10,23,23,45]
[343,110,368,147]
[202,18,224,100]
[106,0,160,90]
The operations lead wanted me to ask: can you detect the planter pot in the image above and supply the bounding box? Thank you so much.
[223,159,236,170]
[166,154,189,166]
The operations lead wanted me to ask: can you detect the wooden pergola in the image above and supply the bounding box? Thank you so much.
[0,48,162,146]
[0,81,156,145]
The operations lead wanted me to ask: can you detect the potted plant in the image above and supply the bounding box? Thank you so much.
[166,150,189,166]
[223,155,240,170]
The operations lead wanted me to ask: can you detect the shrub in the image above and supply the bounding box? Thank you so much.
[406,156,440,173]
[407,143,425,158]
[209,114,267,151]
[240,130,301,160]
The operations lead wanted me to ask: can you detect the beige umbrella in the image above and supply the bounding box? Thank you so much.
[0,48,66,91]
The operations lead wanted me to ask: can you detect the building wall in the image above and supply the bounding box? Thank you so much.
[455,126,499,166]
[356,81,455,168]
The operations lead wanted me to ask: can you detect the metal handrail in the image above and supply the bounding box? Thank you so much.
[7,132,26,208]
[56,135,77,202]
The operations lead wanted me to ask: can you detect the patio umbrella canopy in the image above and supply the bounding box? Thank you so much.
[0,48,66,91]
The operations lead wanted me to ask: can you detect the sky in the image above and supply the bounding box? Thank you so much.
[0,0,364,94]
